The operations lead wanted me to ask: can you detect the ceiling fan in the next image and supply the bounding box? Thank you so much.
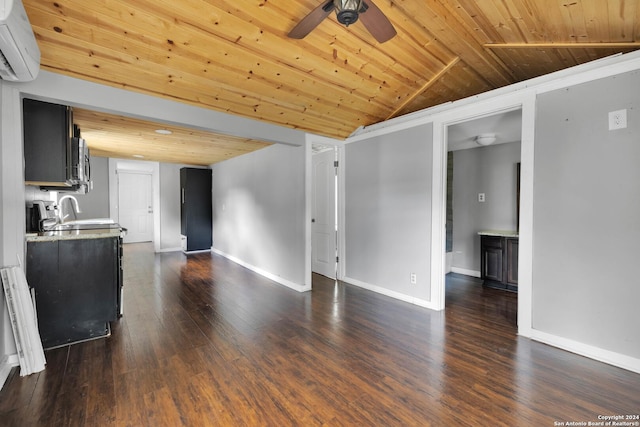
[288,0,397,43]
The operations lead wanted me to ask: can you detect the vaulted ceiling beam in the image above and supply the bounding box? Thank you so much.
[386,57,460,121]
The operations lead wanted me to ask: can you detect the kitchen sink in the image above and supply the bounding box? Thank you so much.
[61,218,116,225]
[45,218,119,232]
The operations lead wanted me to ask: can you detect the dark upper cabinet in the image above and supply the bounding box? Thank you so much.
[180,167,213,252]
[23,98,74,186]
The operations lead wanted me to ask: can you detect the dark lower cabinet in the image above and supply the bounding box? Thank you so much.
[480,235,518,292]
[505,238,519,286]
[26,236,122,349]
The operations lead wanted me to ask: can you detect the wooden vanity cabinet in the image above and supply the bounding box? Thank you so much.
[480,235,518,292]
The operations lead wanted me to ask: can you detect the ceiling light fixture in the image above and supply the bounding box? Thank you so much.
[335,0,364,26]
[155,129,172,135]
[475,133,496,146]
[132,154,145,158]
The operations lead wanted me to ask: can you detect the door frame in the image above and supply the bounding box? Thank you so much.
[108,159,161,252]
[430,92,535,337]
[305,134,345,290]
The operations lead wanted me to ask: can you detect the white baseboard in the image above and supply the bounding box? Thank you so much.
[530,329,640,374]
[155,246,183,253]
[342,276,438,310]
[450,267,481,278]
[182,249,212,254]
[211,249,311,293]
[0,354,19,390]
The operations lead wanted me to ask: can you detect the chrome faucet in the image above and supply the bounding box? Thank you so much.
[58,195,82,221]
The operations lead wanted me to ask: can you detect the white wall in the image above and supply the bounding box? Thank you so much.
[211,144,307,290]
[533,69,640,360]
[344,124,433,305]
[451,142,521,274]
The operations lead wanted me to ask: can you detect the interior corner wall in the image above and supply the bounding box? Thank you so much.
[211,144,306,286]
[344,124,433,302]
[533,69,640,359]
[451,142,521,273]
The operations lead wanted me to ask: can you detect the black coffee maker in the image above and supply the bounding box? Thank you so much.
[26,200,58,232]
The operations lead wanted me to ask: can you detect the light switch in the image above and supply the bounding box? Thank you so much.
[478,193,485,203]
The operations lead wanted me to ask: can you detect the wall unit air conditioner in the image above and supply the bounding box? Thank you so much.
[0,0,40,82]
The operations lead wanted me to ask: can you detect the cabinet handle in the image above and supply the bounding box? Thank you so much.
[182,188,185,204]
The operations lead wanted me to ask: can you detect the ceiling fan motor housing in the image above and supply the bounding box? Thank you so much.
[335,0,363,26]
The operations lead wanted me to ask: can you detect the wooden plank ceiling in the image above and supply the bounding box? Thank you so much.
[23,0,640,165]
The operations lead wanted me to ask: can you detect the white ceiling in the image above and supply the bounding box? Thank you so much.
[448,109,523,152]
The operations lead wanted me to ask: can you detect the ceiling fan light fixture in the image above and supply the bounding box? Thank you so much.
[334,0,363,26]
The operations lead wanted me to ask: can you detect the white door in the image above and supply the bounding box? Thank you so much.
[312,148,337,278]
[118,171,153,243]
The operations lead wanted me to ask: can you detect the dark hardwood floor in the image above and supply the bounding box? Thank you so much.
[1,243,639,426]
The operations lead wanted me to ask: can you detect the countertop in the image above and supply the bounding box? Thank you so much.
[26,224,125,242]
[477,230,519,238]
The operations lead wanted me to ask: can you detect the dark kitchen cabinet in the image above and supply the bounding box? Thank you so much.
[480,235,518,292]
[180,168,212,252]
[23,98,74,186]
[505,237,519,286]
[26,236,122,348]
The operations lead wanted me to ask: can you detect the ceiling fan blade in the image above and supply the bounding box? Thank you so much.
[359,1,397,43]
[288,1,335,39]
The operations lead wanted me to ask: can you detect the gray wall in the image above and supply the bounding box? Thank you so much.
[533,70,640,359]
[345,124,433,301]
[57,156,110,219]
[159,163,184,250]
[451,142,521,272]
[211,144,306,285]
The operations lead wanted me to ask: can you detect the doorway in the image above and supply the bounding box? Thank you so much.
[117,170,154,243]
[440,108,524,326]
[311,145,338,279]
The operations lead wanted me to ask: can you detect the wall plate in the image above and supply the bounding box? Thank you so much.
[608,109,627,130]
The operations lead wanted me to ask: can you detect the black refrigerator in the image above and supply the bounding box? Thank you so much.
[180,167,213,252]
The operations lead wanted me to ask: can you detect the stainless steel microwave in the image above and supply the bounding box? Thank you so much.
[69,136,90,184]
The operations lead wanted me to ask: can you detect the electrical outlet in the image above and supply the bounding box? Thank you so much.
[478,193,485,203]
[410,273,417,284]
[609,109,627,130]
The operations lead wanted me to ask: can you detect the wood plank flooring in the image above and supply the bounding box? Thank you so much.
[1,243,639,426]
